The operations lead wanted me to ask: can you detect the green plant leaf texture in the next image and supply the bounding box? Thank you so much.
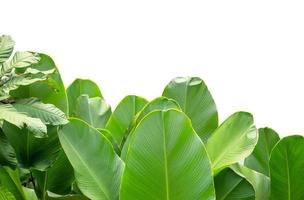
[74,95,111,128]
[0,128,17,168]
[245,128,280,176]
[58,118,124,200]
[0,35,14,64]
[269,135,304,200]
[162,76,218,141]
[206,112,258,174]
[120,109,215,200]
[105,95,148,146]
[13,98,68,126]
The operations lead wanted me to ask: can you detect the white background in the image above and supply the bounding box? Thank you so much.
[1,1,304,137]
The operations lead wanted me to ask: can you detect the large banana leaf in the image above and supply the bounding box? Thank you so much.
[10,54,68,113]
[245,128,280,176]
[120,109,215,200]
[58,118,124,200]
[206,112,258,174]
[162,77,218,141]
[2,123,61,171]
[0,35,14,64]
[0,128,17,168]
[105,95,148,146]
[120,97,180,160]
[269,135,304,200]
[214,168,255,200]
[67,79,102,116]
[74,95,111,128]
[230,164,270,199]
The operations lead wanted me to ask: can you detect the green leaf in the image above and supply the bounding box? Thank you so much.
[269,135,304,200]
[0,104,47,138]
[214,168,255,200]
[13,98,68,126]
[2,123,61,170]
[46,192,89,200]
[58,118,124,200]
[74,95,111,128]
[245,128,280,176]
[0,128,17,168]
[0,167,26,200]
[0,35,14,64]
[67,79,102,116]
[1,51,40,76]
[230,163,270,199]
[120,97,180,160]
[11,54,69,114]
[206,112,258,174]
[0,187,16,200]
[163,77,218,141]
[105,95,148,145]
[120,109,215,200]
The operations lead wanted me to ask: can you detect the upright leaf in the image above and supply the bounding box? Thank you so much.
[105,95,148,145]
[163,77,218,141]
[59,118,124,200]
[0,35,14,64]
[74,95,111,128]
[67,79,102,116]
[269,135,304,200]
[0,128,17,168]
[120,109,215,200]
[206,112,258,174]
[245,128,280,176]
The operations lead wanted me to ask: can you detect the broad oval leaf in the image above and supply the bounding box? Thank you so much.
[75,95,111,128]
[230,163,270,199]
[67,79,102,116]
[214,168,255,200]
[162,76,218,141]
[58,118,124,200]
[2,123,61,170]
[245,128,280,176]
[120,109,215,200]
[206,112,258,174]
[269,135,304,200]
[105,95,148,146]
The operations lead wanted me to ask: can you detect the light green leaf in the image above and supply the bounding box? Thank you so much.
[0,35,14,64]
[105,95,148,145]
[163,77,218,141]
[13,98,68,126]
[0,128,17,168]
[0,104,47,138]
[67,79,102,116]
[59,118,124,200]
[269,135,304,200]
[1,51,40,76]
[214,168,255,200]
[245,128,280,176]
[74,95,111,128]
[230,163,270,200]
[206,112,258,174]
[0,187,16,200]
[2,123,61,170]
[120,109,215,200]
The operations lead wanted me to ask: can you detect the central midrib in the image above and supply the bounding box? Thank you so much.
[162,113,170,200]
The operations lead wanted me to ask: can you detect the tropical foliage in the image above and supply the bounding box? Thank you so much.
[0,35,303,200]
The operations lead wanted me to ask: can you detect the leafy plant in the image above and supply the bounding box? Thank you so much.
[0,35,303,200]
